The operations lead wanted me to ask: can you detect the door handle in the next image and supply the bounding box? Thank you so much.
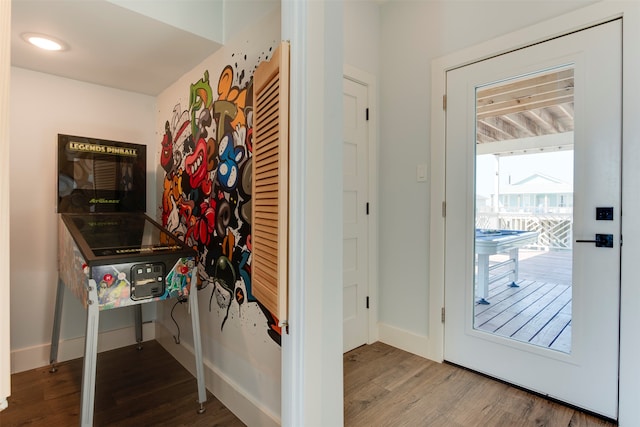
[575,234,614,248]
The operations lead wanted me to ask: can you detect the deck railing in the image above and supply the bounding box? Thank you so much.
[476,212,573,250]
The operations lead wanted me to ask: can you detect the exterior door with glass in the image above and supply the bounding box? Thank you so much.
[444,20,621,419]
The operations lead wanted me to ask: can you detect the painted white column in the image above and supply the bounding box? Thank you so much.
[281,1,344,426]
[0,0,11,412]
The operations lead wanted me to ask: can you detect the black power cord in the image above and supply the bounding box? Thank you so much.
[170,296,188,344]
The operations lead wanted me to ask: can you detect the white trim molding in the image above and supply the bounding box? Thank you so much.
[9,323,155,374]
[155,322,280,427]
[0,0,11,410]
[281,1,307,425]
[378,322,429,359]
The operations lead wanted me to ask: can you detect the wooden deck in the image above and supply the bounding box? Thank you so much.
[475,249,572,353]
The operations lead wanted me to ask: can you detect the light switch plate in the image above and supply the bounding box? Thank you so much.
[417,164,427,182]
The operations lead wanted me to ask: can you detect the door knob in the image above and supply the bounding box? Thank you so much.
[575,234,614,248]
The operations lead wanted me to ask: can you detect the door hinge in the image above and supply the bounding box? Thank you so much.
[366,296,370,309]
[443,94,447,111]
[366,202,370,215]
[366,108,369,121]
[441,307,445,323]
[442,201,446,218]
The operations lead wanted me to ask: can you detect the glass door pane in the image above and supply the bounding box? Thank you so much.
[473,67,574,354]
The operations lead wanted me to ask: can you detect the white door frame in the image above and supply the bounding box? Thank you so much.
[429,2,640,425]
[344,64,379,346]
[0,0,11,412]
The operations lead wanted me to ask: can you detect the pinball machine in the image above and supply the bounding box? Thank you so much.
[50,134,206,426]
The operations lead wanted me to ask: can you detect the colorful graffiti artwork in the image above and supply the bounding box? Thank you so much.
[159,60,281,345]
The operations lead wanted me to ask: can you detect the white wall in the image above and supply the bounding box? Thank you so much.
[108,0,224,44]
[223,0,279,43]
[344,0,380,77]
[154,9,282,426]
[111,0,280,47]
[1,0,11,412]
[9,68,156,372]
[377,0,597,349]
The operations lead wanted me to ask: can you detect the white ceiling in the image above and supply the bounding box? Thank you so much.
[10,0,224,96]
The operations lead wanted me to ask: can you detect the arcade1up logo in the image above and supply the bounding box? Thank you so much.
[58,134,147,214]
[88,197,120,205]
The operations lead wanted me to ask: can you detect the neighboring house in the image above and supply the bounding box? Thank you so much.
[498,173,573,214]
[478,172,575,249]
[476,193,491,212]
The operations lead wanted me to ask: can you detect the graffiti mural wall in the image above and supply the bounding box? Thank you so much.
[155,10,282,417]
[158,46,283,344]
[153,22,287,417]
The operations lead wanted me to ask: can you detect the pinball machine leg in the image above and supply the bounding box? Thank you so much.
[80,280,100,427]
[49,278,65,373]
[134,305,143,350]
[189,276,207,414]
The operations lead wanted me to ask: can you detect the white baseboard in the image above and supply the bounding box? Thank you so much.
[155,322,280,427]
[10,323,155,374]
[0,398,7,411]
[378,322,430,360]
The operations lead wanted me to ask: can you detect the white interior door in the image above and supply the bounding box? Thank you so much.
[343,77,369,353]
[444,20,621,419]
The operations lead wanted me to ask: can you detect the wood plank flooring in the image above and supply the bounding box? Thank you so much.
[1,340,615,426]
[344,342,615,427]
[0,340,244,427]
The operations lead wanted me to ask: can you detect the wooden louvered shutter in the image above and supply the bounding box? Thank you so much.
[252,42,289,325]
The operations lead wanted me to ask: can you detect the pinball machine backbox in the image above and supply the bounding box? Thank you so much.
[56,134,196,306]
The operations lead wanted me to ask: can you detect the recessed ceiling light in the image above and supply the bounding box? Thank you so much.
[21,33,68,51]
